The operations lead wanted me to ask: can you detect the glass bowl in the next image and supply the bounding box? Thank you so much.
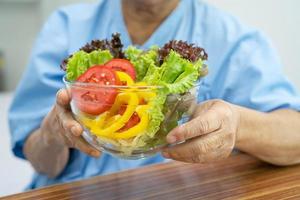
[64,77,201,159]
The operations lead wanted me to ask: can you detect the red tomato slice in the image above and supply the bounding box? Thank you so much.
[105,59,136,80]
[118,105,141,132]
[72,65,120,115]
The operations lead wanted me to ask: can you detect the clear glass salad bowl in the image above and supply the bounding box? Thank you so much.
[64,76,201,159]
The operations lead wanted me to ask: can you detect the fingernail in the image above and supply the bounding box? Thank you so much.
[71,126,79,136]
[162,152,170,158]
[167,135,177,144]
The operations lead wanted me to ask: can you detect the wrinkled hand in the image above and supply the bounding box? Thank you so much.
[40,89,101,157]
[162,100,240,163]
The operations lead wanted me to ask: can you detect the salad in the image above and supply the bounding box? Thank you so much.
[62,33,208,155]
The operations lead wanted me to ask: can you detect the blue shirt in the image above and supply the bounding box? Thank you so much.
[9,0,300,189]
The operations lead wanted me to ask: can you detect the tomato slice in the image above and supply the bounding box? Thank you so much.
[117,105,141,132]
[105,59,136,80]
[72,65,120,115]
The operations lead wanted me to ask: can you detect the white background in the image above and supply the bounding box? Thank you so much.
[0,0,299,197]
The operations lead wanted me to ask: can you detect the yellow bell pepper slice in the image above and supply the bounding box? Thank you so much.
[116,71,134,85]
[135,82,147,86]
[108,92,138,116]
[79,117,93,129]
[138,90,156,102]
[80,111,108,130]
[112,105,150,139]
[92,92,139,136]
[134,82,157,102]
[95,112,108,128]
[104,114,121,128]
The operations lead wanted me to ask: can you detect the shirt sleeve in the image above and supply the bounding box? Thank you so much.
[8,10,69,159]
[210,31,300,112]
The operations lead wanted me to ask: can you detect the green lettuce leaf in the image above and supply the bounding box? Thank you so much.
[145,87,168,137]
[88,50,113,67]
[159,50,202,94]
[165,62,199,94]
[160,51,186,83]
[193,58,204,72]
[125,46,145,81]
[66,50,113,81]
[141,62,161,85]
[124,46,142,61]
[125,46,159,81]
[66,51,89,81]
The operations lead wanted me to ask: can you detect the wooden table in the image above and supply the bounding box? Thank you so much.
[2,153,300,200]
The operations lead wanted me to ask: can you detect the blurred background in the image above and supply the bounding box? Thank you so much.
[0,0,299,197]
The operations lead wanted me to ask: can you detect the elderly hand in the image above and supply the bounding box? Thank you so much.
[162,100,240,163]
[40,89,101,158]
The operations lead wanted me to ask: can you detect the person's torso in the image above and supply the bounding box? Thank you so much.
[29,0,252,189]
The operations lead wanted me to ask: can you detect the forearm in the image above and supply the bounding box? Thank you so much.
[235,106,300,166]
[24,128,69,178]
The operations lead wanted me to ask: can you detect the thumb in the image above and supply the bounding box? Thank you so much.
[166,111,222,144]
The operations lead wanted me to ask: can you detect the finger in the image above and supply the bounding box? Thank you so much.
[56,106,83,137]
[61,126,101,158]
[167,150,229,164]
[72,136,101,157]
[56,89,71,107]
[163,130,228,162]
[166,111,222,144]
